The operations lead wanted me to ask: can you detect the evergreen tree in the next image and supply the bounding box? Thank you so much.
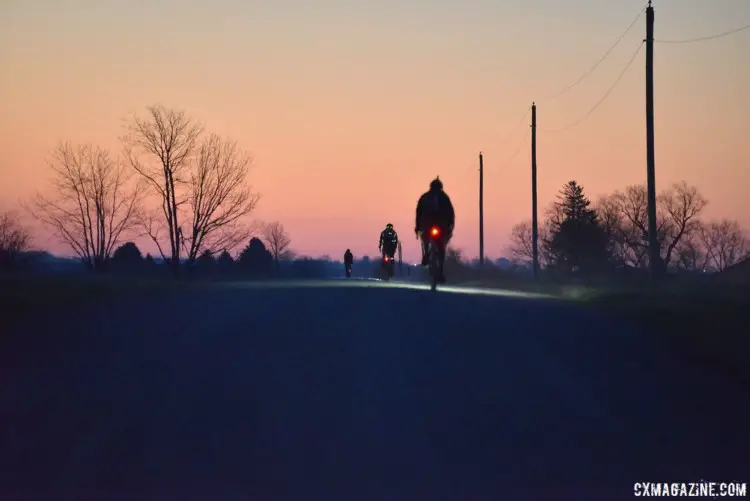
[238,238,273,277]
[545,181,610,276]
[216,250,235,274]
[194,249,216,275]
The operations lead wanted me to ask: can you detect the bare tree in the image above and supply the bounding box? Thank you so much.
[0,211,31,269]
[674,227,710,272]
[508,221,533,263]
[543,201,564,231]
[507,219,549,266]
[539,201,564,264]
[700,219,748,271]
[262,220,291,270]
[603,182,706,270]
[659,181,707,269]
[29,143,142,271]
[603,186,651,268]
[595,195,629,266]
[183,134,260,263]
[122,104,203,272]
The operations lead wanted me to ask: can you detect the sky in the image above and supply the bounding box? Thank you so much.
[1,0,749,263]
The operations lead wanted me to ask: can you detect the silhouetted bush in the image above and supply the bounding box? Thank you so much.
[109,242,144,273]
[187,250,216,278]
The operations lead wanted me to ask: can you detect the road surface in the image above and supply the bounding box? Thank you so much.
[1,279,748,500]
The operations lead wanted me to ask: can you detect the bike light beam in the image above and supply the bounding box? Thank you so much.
[216,279,553,300]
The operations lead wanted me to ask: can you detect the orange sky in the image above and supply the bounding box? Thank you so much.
[1,0,749,262]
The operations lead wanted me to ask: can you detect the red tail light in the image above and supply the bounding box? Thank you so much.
[430,226,440,237]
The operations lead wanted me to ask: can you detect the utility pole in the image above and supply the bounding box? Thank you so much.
[645,0,660,279]
[531,102,539,279]
[479,151,484,267]
[397,240,403,275]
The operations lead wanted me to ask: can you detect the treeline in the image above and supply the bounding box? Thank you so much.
[105,238,282,278]
[508,180,749,279]
[97,239,422,280]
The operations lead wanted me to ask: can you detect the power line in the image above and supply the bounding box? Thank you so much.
[655,23,750,44]
[455,157,479,198]
[541,41,644,133]
[459,107,530,188]
[540,3,647,102]
[482,107,531,161]
[499,107,531,144]
[495,128,530,172]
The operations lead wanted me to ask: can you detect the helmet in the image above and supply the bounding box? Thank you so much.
[430,177,443,191]
[386,223,393,230]
[346,248,351,253]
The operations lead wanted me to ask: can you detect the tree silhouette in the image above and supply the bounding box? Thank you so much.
[262,221,291,271]
[30,142,142,272]
[238,237,273,277]
[216,249,234,274]
[195,249,216,272]
[183,134,260,263]
[110,241,144,272]
[659,181,707,269]
[0,211,30,271]
[546,181,610,277]
[122,105,203,274]
[507,220,550,267]
[700,219,749,271]
[598,182,706,270]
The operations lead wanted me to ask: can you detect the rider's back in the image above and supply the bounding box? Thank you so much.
[381,228,398,243]
[418,190,454,229]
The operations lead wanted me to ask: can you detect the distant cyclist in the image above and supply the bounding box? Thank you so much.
[379,224,399,259]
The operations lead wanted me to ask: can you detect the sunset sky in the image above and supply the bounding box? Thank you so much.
[1,0,749,262]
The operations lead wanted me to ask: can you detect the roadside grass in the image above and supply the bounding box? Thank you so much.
[0,274,187,322]
[588,282,750,389]
[0,273,321,322]
[458,274,750,389]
